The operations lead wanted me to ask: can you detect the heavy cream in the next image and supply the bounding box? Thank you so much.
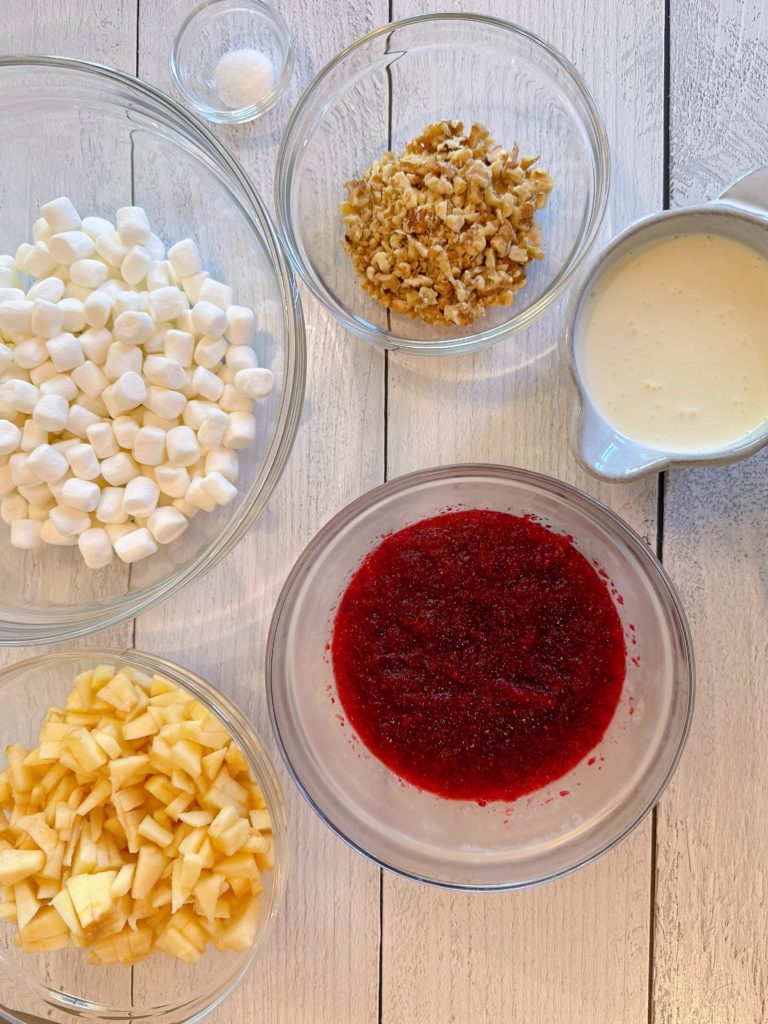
[579,233,768,453]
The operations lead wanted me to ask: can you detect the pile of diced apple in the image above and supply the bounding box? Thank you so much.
[0,663,274,966]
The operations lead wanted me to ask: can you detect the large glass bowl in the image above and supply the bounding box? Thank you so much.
[266,465,694,890]
[275,14,609,355]
[0,649,287,1023]
[0,57,305,645]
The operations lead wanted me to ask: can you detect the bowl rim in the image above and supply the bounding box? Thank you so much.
[274,12,611,356]
[169,0,295,124]
[265,463,695,891]
[0,646,287,1024]
[0,55,306,647]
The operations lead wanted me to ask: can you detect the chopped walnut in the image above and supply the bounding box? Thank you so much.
[341,121,554,328]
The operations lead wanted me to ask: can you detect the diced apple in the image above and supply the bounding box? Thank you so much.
[18,905,68,953]
[122,713,158,742]
[221,895,260,952]
[0,849,45,886]
[137,815,174,849]
[131,844,167,901]
[201,747,227,779]
[109,754,150,791]
[14,879,40,932]
[64,729,108,774]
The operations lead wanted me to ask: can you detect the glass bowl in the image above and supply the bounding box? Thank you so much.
[0,648,287,1023]
[266,465,694,890]
[0,56,305,646]
[170,0,294,124]
[275,14,609,356]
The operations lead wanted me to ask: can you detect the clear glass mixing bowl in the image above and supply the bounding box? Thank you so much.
[0,57,305,646]
[0,649,287,1023]
[266,465,694,890]
[275,14,609,355]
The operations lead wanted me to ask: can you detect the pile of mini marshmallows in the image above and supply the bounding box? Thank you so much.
[0,197,274,569]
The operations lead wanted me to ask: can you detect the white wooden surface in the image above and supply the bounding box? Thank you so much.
[2,0,767,1022]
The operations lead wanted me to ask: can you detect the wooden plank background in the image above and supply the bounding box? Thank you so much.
[1,0,766,1021]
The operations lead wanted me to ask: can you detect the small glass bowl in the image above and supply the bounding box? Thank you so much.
[171,0,293,124]
[276,14,610,355]
[266,465,694,890]
[0,648,287,1024]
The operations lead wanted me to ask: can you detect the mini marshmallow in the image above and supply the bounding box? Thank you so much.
[104,372,146,416]
[146,261,171,291]
[78,527,114,569]
[95,229,129,267]
[48,230,95,264]
[29,361,58,386]
[41,197,81,233]
[198,278,233,311]
[20,420,47,452]
[18,483,52,509]
[69,258,109,289]
[168,238,202,279]
[166,425,201,467]
[10,454,39,488]
[83,290,112,329]
[100,452,140,486]
[223,411,256,450]
[40,374,78,402]
[0,341,13,373]
[193,337,227,369]
[192,365,224,402]
[133,426,166,466]
[32,393,69,432]
[81,216,114,240]
[105,341,142,380]
[31,299,64,338]
[112,291,144,317]
[33,219,51,242]
[164,329,195,367]
[46,332,84,372]
[0,299,34,339]
[172,496,198,519]
[66,403,101,438]
[112,415,141,449]
[146,234,166,260]
[0,286,24,304]
[143,329,168,355]
[148,286,188,322]
[75,392,108,418]
[1,493,28,524]
[66,443,101,481]
[181,271,208,304]
[225,305,256,346]
[186,476,217,512]
[121,245,152,286]
[61,477,101,512]
[96,487,128,524]
[155,464,190,498]
[116,207,151,246]
[58,297,86,333]
[143,355,186,389]
[142,411,179,432]
[105,522,133,544]
[26,443,68,482]
[175,310,196,336]
[197,409,229,450]
[0,420,21,455]
[144,385,186,421]
[71,360,108,399]
[86,421,119,459]
[40,518,78,546]
[113,310,154,346]
[191,301,228,339]
[2,379,40,413]
[10,519,43,549]
[50,504,91,536]
[14,242,33,271]
[64,282,94,303]
[220,384,253,413]
[13,339,49,370]
[147,506,189,544]
[114,526,158,563]
[0,464,13,497]
[182,399,218,430]
[28,502,54,521]
[51,438,80,457]
[123,476,160,517]
[27,277,66,303]
[24,242,57,278]
[225,345,258,372]
[201,471,238,507]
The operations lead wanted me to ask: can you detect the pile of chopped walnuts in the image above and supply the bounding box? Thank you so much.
[340,121,554,328]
